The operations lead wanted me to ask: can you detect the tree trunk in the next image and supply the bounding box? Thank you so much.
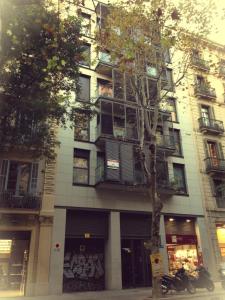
[149,143,163,299]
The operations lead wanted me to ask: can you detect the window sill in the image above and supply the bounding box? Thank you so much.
[73,183,91,187]
[174,192,189,197]
[171,154,184,158]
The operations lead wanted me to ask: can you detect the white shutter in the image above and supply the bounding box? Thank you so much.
[0,160,9,192]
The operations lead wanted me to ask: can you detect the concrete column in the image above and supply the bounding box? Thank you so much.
[34,216,53,296]
[160,215,169,274]
[196,217,217,279]
[49,208,66,295]
[105,211,122,290]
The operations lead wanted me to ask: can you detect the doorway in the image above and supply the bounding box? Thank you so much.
[121,239,151,288]
[0,231,30,297]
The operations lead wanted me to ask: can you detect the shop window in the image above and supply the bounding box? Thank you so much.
[77,75,90,102]
[79,44,91,66]
[173,163,187,194]
[74,110,89,141]
[80,13,91,36]
[172,129,182,156]
[73,149,89,185]
[97,79,113,98]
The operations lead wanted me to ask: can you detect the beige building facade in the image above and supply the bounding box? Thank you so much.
[187,42,225,276]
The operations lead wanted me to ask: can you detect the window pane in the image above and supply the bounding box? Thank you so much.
[79,44,91,66]
[97,79,113,97]
[74,157,88,168]
[126,107,138,139]
[74,111,89,141]
[114,70,124,100]
[113,103,125,138]
[167,98,177,122]
[18,163,31,194]
[77,76,90,102]
[173,129,182,156]
[173,164,187,193]
[101,101,113,135]
[125,75,136,102]
[73,168,88,184]
[81,13,91,36]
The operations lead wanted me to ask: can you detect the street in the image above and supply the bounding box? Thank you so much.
[2,284,225,300]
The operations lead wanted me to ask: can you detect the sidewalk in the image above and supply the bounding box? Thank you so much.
[1,283,225,300]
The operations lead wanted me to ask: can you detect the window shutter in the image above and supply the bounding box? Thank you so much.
[29,163,39,194]
[0,160,9,192]
[120,143,134,184]
[105,140,120,181]
[203,139,209,158]
[218,143,224,159]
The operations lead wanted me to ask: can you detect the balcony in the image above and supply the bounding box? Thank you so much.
[205,157,225,175]
[95,52,114,76]
[0,191,40,209]
[156,134,176,155]
[198,117,224,135]
[194,84,216,100]
[191,56,210,72]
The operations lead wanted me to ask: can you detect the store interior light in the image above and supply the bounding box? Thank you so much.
[186,219,191,223]
[0,240,12,254]
[169,218,174,222]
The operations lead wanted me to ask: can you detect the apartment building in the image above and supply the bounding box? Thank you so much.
[48,0,214,294]
[187,43,225,276]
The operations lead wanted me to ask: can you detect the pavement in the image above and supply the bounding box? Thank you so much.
[1,283,225,300]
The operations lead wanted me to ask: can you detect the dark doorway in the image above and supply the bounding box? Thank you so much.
[121,239,151,288]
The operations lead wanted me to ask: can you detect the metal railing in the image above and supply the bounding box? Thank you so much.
[205,157,225,173]
[198,117,224,133]
[0,190,40,209]
[194,84,216,99]
[191,56,209,71]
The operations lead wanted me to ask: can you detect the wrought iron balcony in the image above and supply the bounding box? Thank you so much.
[198,117,224,134]
[194,84,216,100]
[95,52,114,76]
[191,56,210,71]
[156,134,176,154]
[0,190,40,209]
[205,157,225,175]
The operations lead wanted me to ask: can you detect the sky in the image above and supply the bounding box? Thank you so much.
[205,0,225,45]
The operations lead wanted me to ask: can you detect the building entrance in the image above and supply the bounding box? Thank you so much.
[121,239,151,288]
[0,231,30,297]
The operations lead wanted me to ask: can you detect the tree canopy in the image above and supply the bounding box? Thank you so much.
[0,0,83,159]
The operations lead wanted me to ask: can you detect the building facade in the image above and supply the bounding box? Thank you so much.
[187,43,225,276]
[48,0,215,294]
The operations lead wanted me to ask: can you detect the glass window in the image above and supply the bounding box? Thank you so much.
[173,164,187,194]
[167,98,177,122]
[162,68,173,91]
[101,101,113,135]
[97,79,113,97]
[79,44,91,66]
[113,70,124,100]
[126,107,138,139]
[73,149,89,185]
[113,103,125,138]
[125,74,136,102]
[81,13,91,36]
[172,129,182,156]
[74,110,89,141]
[77,75,90,102]
[7,161,31,195]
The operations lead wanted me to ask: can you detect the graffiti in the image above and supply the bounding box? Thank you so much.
[63,252,104,292]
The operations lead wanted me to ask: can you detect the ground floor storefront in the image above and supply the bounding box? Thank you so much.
[49,208,213,295]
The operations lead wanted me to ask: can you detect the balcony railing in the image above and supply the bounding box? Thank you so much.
[156,134,176,153]
[194,84,216,100]
[205,157,225,174]
[191,56,210,71]
[0,191,40,209]
[198,117,224,134]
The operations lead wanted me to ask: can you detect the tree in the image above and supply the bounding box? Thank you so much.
[0,0,84,159]
[95,0,216,297]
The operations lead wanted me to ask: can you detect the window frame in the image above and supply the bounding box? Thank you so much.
[172,129,183,157]
[167,97,178,122]
[173,163,188,195]
[77,75,91,102]
[79,43,91,67]
[74,110,90,142]
[73,149,90,185]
